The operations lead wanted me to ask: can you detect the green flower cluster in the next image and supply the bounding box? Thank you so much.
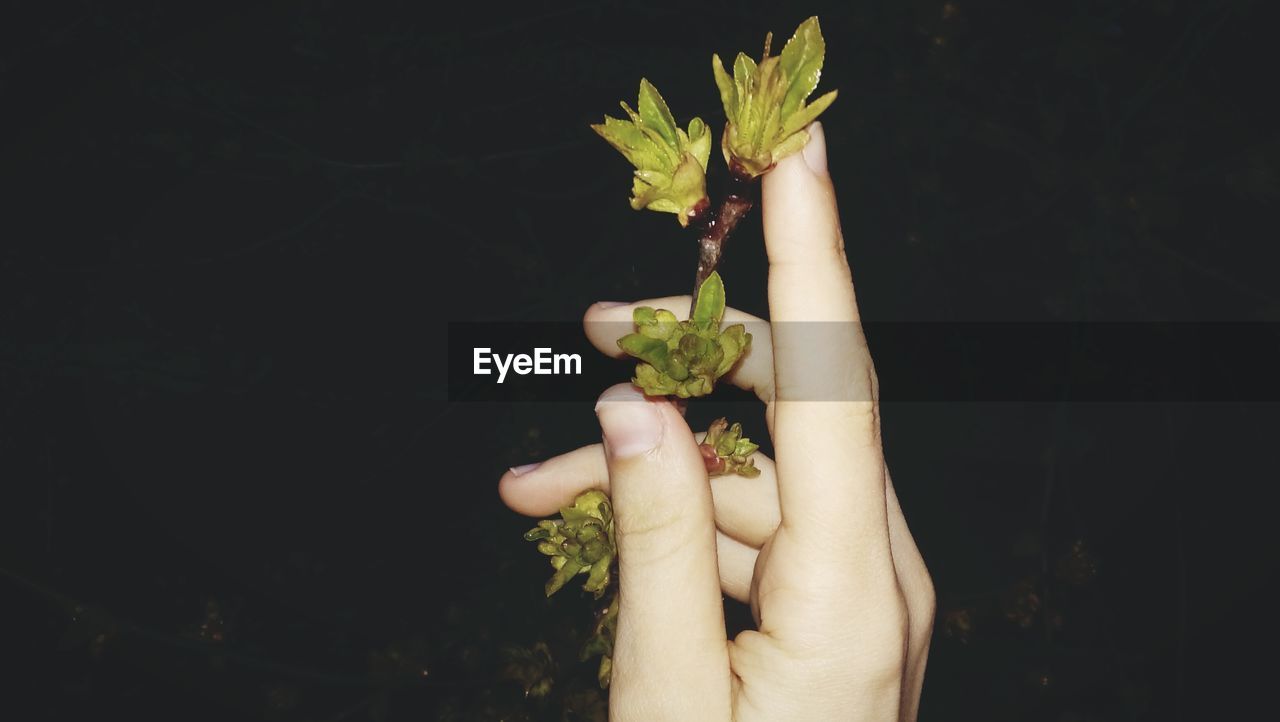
[700,418,762,478]
[712,16,838,178]
[592,17,836,223]
[591,79,712,227]
[524,490,621,689]
[616,272,751,398]
[523,491,616,598]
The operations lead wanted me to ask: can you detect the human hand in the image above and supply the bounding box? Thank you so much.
[499,122,934,721]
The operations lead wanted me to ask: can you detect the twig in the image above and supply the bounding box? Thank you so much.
[688,172,757,316]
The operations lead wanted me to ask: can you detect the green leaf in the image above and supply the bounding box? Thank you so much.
[769,128,810,164]
[630,174,682,213]
[617,333,669,368]
[638,308,679,340]
[584,560,612,596]
[750,56,782,153]
[631,115,680,170]
[733,52,757,122]
[632,169,672,187]
[759,92,784,155]
[664,353,689,381]
[715,323,749,377]
[779,16,826,118]
[714,425,738,456]
[637,78,679,147]
[687,117,711,170]
[546,559,583,596]
[711,54,737,121]
[523,522,556,542]
[692,272,726,329]
[782,89,838,136]
[628,152,709,226]
[590,117,661,171]
[633,363,677,395]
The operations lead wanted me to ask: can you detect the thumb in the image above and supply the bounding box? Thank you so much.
[595,383,731,718]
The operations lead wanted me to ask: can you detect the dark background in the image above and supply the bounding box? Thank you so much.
[2,1,1278,720]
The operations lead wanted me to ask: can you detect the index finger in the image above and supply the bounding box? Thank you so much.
[760,123,895,589]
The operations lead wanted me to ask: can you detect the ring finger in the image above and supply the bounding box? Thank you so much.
[500,438,781,549]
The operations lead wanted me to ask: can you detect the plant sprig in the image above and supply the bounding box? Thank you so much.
[713,16,838,180]
[523,16,835,693]
[593,16,836,310]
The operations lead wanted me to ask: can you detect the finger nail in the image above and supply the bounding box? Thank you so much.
[508,462,542,477]
[595,384,663,459]
[801,121,828,176]
[596,301,629,309]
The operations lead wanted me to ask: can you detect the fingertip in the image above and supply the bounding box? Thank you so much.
[762,122,836,215]
[761,126,850,321]
[499,443,614,517]
[497,459,565,517]
[497,466,537,516]
[582,302,600,331]
[583,301,614,324]
[764,122,828,185]
[584,304,635,358]
[594,382,688,431]
[762,140,811,199]
[595,383,665,460]
[800,120,828,175]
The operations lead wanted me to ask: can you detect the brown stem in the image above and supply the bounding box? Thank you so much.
[689,173,757,317]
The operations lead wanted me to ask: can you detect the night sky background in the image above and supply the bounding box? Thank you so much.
[3,1,1278,720]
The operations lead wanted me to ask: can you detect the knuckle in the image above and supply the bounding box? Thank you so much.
[855,591,911,679]
[822,582,909,660]
[825,399,881,444]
